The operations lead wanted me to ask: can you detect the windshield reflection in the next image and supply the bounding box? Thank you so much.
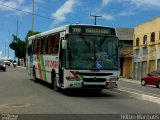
[65,35,119,70]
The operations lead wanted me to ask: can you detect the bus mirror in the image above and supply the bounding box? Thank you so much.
[62,40,67,49]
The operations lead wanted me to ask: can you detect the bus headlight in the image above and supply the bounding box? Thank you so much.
[108,77,119,81]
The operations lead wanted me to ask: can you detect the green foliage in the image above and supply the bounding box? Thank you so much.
[25,30,40,43]
[9,35,26,59]
[9,30,40,59]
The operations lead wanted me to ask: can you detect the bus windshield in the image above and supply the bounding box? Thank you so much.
[65,34,119,70]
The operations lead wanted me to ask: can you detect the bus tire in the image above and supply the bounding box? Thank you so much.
[51,70,59,91]
[33,67,37,82]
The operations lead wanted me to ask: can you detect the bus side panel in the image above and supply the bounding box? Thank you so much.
[33,55,59,83]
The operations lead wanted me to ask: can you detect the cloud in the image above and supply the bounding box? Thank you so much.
[101,0,111,6]
[120,0,160,9]
[132,0,160,7]
[100,0,160,21]
[102,14,114,20]
[51,0,79,26]
[0,1,18,11]
[117,11,134,17]
[16,0,25,4]
[0,0,44,16]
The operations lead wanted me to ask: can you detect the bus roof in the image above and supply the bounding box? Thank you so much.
[28,24,116,40]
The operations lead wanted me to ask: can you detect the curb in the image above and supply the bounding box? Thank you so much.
[118,86,160,105]
[120,78,140,84]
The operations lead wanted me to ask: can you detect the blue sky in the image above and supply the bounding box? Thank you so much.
[0,0,160,59]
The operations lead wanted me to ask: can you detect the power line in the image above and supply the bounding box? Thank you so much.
[0,3,53,20]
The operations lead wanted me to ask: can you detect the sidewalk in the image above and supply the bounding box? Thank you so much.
[119,77,141,84]
[118,77,160,105]
[17,65,26,69]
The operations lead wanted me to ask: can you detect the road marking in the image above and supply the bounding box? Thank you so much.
[118,86,160,104]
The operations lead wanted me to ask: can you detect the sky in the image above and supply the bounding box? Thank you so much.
[0,0,160,59]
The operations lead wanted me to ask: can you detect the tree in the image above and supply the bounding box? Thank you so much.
[25,30,40,43]
[9,35,26,65]
[9,30,40,66]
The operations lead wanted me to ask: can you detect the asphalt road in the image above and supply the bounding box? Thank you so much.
[119,79,160,98]
[0,66,160,119]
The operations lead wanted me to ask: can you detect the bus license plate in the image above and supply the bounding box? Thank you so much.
[108,82,116,87]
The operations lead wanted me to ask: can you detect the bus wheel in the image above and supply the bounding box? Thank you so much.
[33,67,37,82]
[51,71,59,91]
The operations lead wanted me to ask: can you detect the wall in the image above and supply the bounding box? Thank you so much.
[134,17,160,79]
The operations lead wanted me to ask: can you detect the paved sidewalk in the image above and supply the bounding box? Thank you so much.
[118,77,160,105]
[119,77,141,84]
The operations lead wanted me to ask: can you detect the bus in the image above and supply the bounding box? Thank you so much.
[26,24,119,92]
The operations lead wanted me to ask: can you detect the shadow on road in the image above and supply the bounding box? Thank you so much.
[61,89,116,98]
[29,78,123,98]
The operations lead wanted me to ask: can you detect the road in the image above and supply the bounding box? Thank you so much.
[119,79,160,97]
[0,66,160,119]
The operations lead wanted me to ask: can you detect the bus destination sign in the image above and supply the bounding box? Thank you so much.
[70,26,116,35]
[85,28,110,34]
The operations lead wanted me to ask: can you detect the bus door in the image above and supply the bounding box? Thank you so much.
[30,39,35,76]
[27,39,34,75]
[59,32,65,86]
[58,39,64,86]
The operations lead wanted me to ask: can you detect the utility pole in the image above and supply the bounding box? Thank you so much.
[32,0,35,31]
[8,32,10,60]
[90,14,102,25]
[5,42,6,57]
[16,17,19,40]
[14,17,19,62]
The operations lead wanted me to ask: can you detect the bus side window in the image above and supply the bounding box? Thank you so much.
[34,39,37,54]
[42,37,47,54]
[50,35,54,54]
[47,36,52,54]
[40,37,44,54]
[47,36,51,54]
[46,36,49,54]
[27,40,32,56]
[53,34,60,55]
[31,40,35,54]
[38,38,41,54]
[36,39,40,54]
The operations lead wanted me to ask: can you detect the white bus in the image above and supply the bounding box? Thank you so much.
[26,24,119,91]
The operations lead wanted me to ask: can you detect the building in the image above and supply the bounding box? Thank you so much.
[133,17,160,80]
[117,28,134,78]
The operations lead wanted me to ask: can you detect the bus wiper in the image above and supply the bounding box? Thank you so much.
[100,34,108,47]
[79,33,90,47]
[91,67,100,71]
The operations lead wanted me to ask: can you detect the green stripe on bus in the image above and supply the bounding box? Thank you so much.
[76,71,84,80]
[40,55,47,81]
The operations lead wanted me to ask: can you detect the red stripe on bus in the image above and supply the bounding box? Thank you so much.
[70,71,79,78]
[37,55,43,80]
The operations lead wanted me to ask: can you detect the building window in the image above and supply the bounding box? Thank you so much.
[151,32,155,42]
[159,32,160,40]
[136,38,140,46]
[143,35,147,45]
